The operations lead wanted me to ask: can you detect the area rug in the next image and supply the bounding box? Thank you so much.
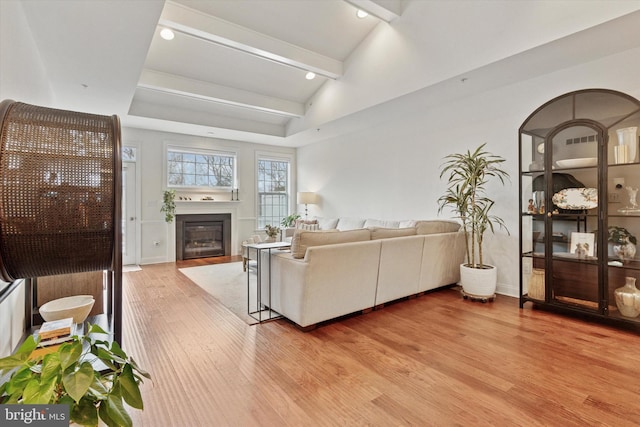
[179,262,260,325]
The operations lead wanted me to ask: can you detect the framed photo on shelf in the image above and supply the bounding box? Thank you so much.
[570,232,595,257]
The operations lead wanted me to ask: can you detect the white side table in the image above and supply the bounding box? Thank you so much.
[246,241,290,323]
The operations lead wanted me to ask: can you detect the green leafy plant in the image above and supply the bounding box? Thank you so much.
[0,324,150,427]
[264,224,280,238]
[280,214,300,228]
[438,143,510,268]
[160,189,176,223]
[608,226,637,245]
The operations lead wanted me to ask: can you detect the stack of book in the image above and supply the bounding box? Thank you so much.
[37,317,75,347]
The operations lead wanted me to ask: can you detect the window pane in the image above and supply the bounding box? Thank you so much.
[167,149,235,189]
[257,159,289,228]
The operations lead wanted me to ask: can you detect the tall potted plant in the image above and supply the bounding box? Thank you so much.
[438,143,510,299]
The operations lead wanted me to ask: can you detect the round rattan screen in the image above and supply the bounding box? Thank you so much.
[0,100,120,282]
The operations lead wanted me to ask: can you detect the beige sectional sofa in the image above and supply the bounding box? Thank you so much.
[261,219,465,329]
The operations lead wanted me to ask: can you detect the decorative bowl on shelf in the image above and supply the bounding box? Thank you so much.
[39,295,95,324]
[555,157,597,168]
[552,187,597,210]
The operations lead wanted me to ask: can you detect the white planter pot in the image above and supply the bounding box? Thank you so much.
[459,263,497,297]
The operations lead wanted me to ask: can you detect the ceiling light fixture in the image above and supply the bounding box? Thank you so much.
[160,28,175,40]
[356,9,369,19]
[305,71,316,80]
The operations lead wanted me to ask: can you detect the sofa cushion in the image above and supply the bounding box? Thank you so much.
[415,220,461,235]
[336,218,366,231]
[295,219,320,231]
[315,217,339,230]
[370,227,417,240]
[364,218,400,228]
[398,220,417,228]
[291,228,370,259]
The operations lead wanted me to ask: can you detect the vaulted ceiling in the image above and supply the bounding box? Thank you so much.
[16,0,640,147]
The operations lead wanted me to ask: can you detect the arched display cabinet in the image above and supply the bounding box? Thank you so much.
[519,89,640,326]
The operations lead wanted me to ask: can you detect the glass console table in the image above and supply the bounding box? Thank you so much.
[245,241,290,323]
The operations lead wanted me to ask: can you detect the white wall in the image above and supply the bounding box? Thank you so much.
[0,0,52,105]
[0,1,53,357]
[121,127,296,264]
[297,46,640,297]
[0,282,26,358]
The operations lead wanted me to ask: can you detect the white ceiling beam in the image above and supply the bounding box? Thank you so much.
[343,0,402,22]
[138,69,304,118]
[159,1,343,79]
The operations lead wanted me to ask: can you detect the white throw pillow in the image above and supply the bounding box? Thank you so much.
[336,218,366,231]
[315,217,339,230]
[295,219,320,231]
[398,220,417,228]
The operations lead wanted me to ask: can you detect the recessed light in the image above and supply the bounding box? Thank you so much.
[356,9,368,19]
[305,71,316,80]
[160,28,175,40]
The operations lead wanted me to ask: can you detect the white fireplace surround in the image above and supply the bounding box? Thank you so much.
[168,201,240,262]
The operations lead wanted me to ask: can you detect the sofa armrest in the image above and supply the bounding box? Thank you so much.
[419,231,466,292]
[269,240,382,327]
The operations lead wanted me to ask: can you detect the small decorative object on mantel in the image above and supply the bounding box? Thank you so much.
[614,276,640,317]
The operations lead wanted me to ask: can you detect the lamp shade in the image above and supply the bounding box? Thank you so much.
[297,192,318,205]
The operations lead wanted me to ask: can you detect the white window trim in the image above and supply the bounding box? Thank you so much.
[163,142,237,192]
[255,151,295,229]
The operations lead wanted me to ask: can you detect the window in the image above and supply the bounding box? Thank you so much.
[257,158,290,228]
[167,148,235,189]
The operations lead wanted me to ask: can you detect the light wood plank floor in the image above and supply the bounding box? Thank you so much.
[123,260,640,426]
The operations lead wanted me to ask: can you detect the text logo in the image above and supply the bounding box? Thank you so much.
[0,405,68,426]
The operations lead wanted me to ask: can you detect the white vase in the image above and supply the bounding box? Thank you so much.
[616,126,638,163]
[614,277,640,318]
[459,263,497,297]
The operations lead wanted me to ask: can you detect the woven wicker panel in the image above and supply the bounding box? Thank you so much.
[0,101,119,281]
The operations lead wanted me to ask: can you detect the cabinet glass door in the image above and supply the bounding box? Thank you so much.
[548,125,600,311]
[520,133,546,301]
[607,112,640,320]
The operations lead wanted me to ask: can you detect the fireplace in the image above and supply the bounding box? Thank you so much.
[176,214,231,260]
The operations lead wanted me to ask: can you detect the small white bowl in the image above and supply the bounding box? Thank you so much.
[40,295,95,324]
[556,157,597,168]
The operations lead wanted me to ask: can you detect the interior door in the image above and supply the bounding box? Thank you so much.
[122,163,137,265]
